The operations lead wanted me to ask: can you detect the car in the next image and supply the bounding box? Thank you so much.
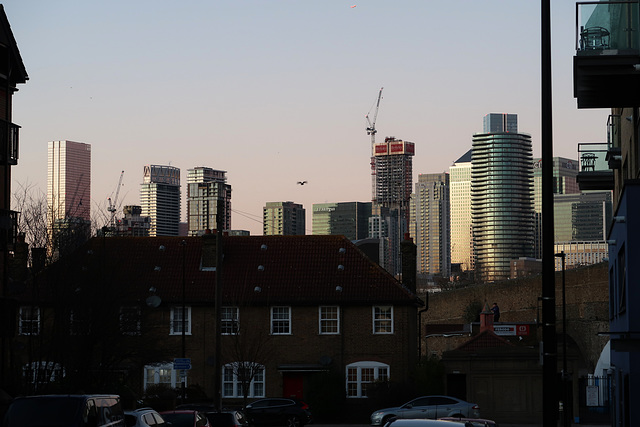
[382,419,470,427]
[438,417,498,427]
[4,394,126,427]
[175,404,247,427]
[159,410,212,427]
[125,408,171,427]
[370,395,480,426]
[242,398,311,427]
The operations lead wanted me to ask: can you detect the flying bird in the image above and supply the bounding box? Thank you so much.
[297,181,308,185]
[351,5,356,8]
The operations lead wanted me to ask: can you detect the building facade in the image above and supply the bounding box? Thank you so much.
[449,150,473,273]
[411,173,450,277]
[471,115,534,282]
[312,202,371,240]
[263,201,305,236]
[140,165,181,236]
[483,113,518,134]
[115,205,150,237]
[187,167,231,235]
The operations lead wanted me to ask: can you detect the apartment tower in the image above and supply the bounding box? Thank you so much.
[140,165,180,236]
[412,173,450,277]
[472,114,534,282]
[187,167,231,235]
[263,201,305,236]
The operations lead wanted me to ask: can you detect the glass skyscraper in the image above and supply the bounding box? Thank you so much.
[449,150,473,273]
[312,202,371,240]
[472,115,534,282]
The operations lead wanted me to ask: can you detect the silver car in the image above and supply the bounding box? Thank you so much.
[370,395,480,426]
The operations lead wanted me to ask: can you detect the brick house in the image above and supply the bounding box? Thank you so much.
[8,234,423,416]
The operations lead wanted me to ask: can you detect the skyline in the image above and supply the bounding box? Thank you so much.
[6,1,609,235]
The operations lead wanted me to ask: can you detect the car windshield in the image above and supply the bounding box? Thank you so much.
[160,413,193,427]
[6,397,84,427]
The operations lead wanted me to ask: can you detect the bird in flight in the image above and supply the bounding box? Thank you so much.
[297,181,308,185]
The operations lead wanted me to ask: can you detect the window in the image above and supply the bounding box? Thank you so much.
[319,306,340,334]
[222,362,265,398]
[373,306,393,334]
[144,363,185,390]
[221,306,239,335]
[270,306,291,335]
[19,306,40,335]
[170,306,192,335]
[346,361,389,398]
[120,306,141,336]
[23,361,65,391]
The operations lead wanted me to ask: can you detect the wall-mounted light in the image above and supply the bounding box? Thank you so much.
[339,247,346,254]
[254,286,262,293]
[159,245,165,252]
[261,244,268,251]
[335,285,343,292]
[258,265,265,271]
[154,266,161,272]
[338,265,345,271]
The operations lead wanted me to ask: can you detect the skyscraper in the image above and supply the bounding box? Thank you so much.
[263,201,305,236]
[449,150,474,273]
[412,173,450,277]
[472,114,534,282]
[47,140,91,256]
[483,113,518,133]
[371,136,415,277]
[187,167,231,235]
[312,202,372,240]
[140,165,180,236]
[47,140,91,223]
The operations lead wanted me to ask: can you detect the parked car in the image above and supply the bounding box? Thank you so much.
[242,398,311,427]
[159,410,211,427]
[438,417,497,427]
[175,404,247,427]
[125,408,170,427]
[3,394,126,427]
[370,395,480,426]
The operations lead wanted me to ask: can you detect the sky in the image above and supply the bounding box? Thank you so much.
[5,1,609,236]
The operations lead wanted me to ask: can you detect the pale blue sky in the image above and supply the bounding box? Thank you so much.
[6,1,609,235]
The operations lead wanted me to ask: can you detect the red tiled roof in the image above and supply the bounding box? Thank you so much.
[29,235,422,307]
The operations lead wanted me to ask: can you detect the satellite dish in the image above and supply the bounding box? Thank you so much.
[146,295,162,308]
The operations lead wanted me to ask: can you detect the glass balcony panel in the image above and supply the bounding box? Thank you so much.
[577,1,639,54]
[578,142,610,171]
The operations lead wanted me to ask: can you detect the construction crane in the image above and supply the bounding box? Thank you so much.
[365,87,384,151]
[107,170,125,229]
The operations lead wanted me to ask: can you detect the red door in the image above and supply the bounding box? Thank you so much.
[283,373,303,399]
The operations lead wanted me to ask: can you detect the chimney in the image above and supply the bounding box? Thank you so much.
[479,302,494,332]
[201,229,218,270]
[401,233,417,293]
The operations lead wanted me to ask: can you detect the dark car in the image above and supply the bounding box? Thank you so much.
[175,405,247,427]
[159,410,211,427]
[242,398,311,427]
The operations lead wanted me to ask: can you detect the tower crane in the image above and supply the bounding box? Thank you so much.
[365,87,384,151]
[107,170,125,229]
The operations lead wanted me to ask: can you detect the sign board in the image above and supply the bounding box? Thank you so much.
[586,385,600,406]
[173,358,191,370]
[494,324,530,336]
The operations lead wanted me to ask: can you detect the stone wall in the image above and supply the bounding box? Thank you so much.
[420,262,610,372]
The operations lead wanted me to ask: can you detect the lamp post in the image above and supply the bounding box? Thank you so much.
[555,251,569,427]
[180,239,187,403]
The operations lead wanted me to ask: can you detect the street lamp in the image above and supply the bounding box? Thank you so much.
[555,251,569,427]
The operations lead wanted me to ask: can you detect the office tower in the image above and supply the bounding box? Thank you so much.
[483,113,518,133]
[312,202,372,240]
[449,150,474,273]
[47,140,91,256]
[412,173,450,277]
[554,191,612,242]
[472,115,534,282]
[263,201,305,235]
[140,165,180,236]
[370,136,415,277]
[187,167,231,235]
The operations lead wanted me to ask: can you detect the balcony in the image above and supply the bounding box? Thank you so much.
[0,209,19,248]
[576,142,614,190]
[574,1,640,108]
[0,119,20,166]
[606,114,622,168]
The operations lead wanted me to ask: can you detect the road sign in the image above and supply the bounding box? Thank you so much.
[173,358,191,370]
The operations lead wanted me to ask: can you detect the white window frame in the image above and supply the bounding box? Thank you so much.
[19,306,40,336]
[170,306,192,335]
[222,362,265,398]
[346,361,390,398]
[318,306,340,335]
[143,363,185,390]
[120,306,141,336]
[221,306,239,335]
[270,306,291,335]
[372,305,394,334]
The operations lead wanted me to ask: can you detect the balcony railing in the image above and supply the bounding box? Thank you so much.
[578,142,610,172]
[0,119,20,166]
[576,1,639,55]
[0,209,19,247]
[607,114,621,149]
